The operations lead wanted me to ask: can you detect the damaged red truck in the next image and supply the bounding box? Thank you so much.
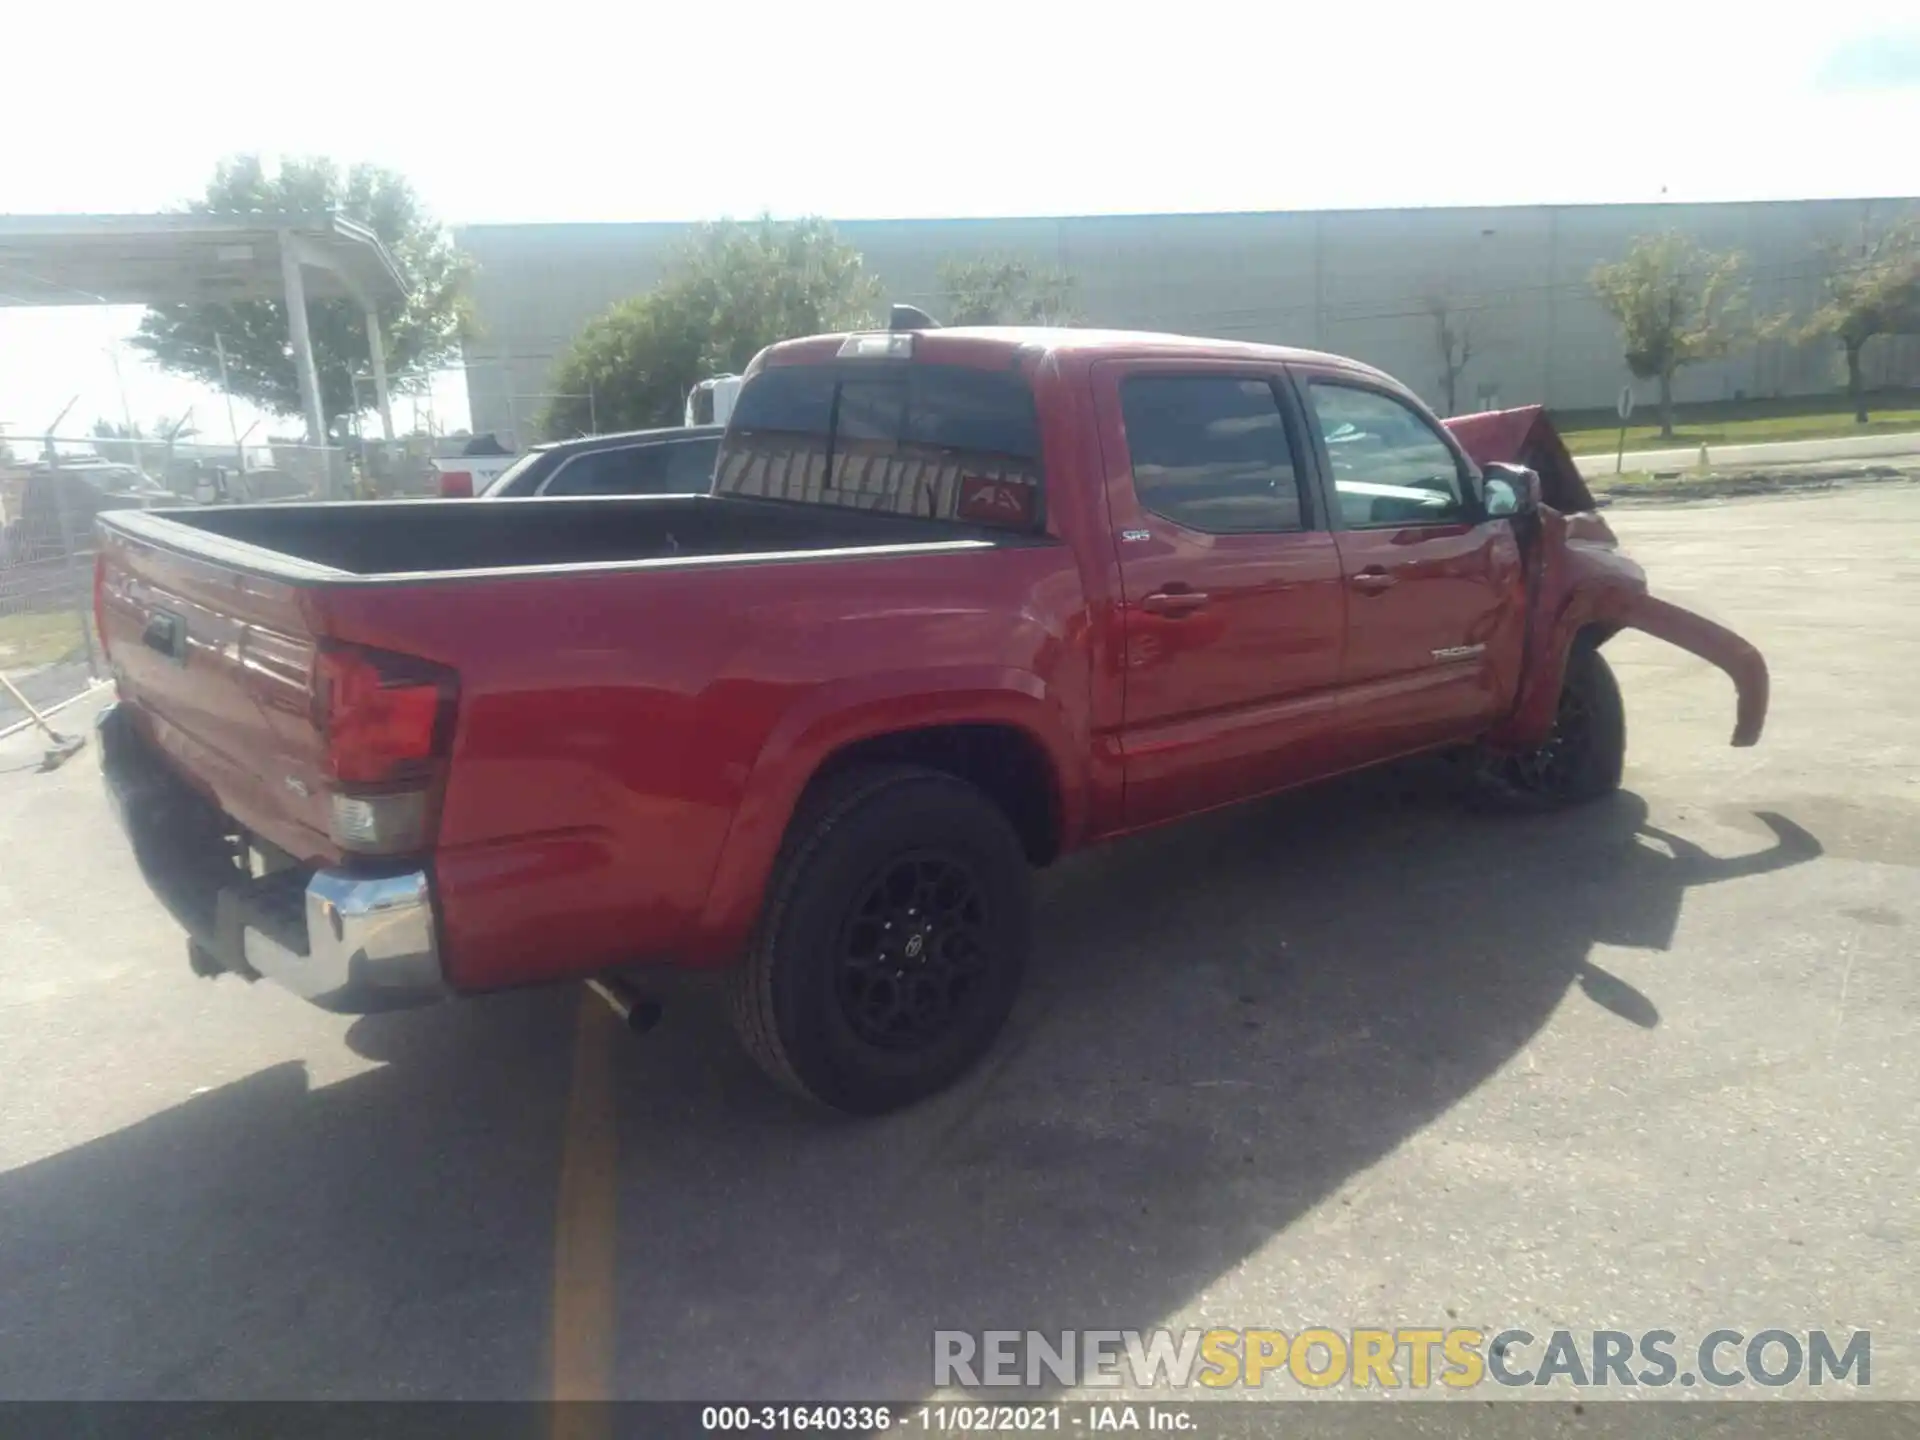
[92,320,1768,1113]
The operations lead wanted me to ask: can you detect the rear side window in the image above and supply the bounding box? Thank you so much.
[1119,376,1306,533]
[543,445,675,496]
[714,364,1044,529]
[664,437,720,490]
[481,450,548,496]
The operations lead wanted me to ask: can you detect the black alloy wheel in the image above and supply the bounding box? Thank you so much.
[837,852,991,1051]
[1475,643,1626,810]
[728,764,1031,1114]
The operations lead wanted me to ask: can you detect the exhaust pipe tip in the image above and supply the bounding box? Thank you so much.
[586,976,663,1034]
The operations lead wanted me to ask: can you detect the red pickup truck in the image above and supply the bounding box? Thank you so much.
[92,319,1768,1113]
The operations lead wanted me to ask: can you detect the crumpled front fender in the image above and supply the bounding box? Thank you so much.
[1444,409,1769,750]
[1611,592,1769,747]
[1490,509,1769,752]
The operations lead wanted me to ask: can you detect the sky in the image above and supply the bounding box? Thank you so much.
[4,0,1919,454]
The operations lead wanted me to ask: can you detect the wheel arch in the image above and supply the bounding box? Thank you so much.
[689,668,1083,964]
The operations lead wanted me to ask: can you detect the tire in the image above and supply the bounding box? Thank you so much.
[727,764,1032,1115]
[1474,642,1626,811]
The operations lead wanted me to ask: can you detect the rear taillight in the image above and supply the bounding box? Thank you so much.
[312,643,457,855]
[438,469,474,498]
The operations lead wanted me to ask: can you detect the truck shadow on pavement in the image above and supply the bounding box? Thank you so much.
[0,773,1819,1399]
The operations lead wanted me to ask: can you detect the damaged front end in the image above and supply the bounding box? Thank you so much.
[1445,406,1769,752]
[1607,591,1768,748]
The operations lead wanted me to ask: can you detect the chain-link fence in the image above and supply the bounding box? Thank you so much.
[1,449,109,734]
[0,538,101,736]
[1,434,460,734]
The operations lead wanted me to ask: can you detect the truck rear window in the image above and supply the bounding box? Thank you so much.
[713,364,1044,529]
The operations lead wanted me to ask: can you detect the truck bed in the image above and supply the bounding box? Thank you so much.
[110,493,1012,579]
[94,481,1079,996]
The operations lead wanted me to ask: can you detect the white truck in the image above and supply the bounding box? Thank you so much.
[685,375,744,427]
[428,453,519,498]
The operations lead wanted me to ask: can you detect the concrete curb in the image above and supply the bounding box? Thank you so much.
[1594,465,1920,505]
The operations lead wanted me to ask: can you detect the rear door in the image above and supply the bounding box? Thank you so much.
[1093,362,1347,828]
[1293,370,1526,758]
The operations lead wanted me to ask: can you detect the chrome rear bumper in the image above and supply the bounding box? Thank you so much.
[97,701,445,1013]
[241,869,443,1010]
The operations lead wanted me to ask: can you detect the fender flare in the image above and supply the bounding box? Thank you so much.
[1489,587,1614,749]
[1614,592,1769,747]
[686,666,1085,962]
[1492,581,1768,751]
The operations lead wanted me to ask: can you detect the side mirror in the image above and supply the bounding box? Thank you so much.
[1482,462,1541,519]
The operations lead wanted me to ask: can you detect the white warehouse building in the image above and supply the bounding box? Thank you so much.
[455,196,1920,448]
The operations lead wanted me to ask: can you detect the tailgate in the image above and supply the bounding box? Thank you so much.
[97,526,336,861]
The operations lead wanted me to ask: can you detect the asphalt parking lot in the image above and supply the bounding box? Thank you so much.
[1,485,1914,1404]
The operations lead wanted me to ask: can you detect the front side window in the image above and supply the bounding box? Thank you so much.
[714,364,1044,529]
[1306,382,1469,527]
[1119,375,1306,534]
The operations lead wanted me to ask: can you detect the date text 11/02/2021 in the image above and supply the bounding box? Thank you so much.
[700,1405,1196,1432]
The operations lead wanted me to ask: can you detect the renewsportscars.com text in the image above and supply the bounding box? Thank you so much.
[934,1327,1871,1391]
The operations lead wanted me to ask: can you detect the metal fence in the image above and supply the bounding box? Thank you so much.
[0,538,102,737]
[0,435,448,735]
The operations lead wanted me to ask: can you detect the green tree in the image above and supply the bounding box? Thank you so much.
[938,256,1079,325]
[542,290,710,440]
[542,217,881,438]
[1590,233,1750,438]
[1798,217,1920,423]
[130,156,471,435]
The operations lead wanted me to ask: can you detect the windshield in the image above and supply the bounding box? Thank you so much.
[713,363,1045,529]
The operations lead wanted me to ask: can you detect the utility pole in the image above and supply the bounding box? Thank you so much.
[214,333,244,470]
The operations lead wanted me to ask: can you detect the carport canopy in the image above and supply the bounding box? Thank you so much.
[0,211,409,445]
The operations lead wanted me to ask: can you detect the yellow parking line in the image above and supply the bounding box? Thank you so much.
[551,988,620,1407]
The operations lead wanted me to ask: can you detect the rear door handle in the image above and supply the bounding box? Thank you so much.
[1140,589,1211,617]
[1350,567,1397,594]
